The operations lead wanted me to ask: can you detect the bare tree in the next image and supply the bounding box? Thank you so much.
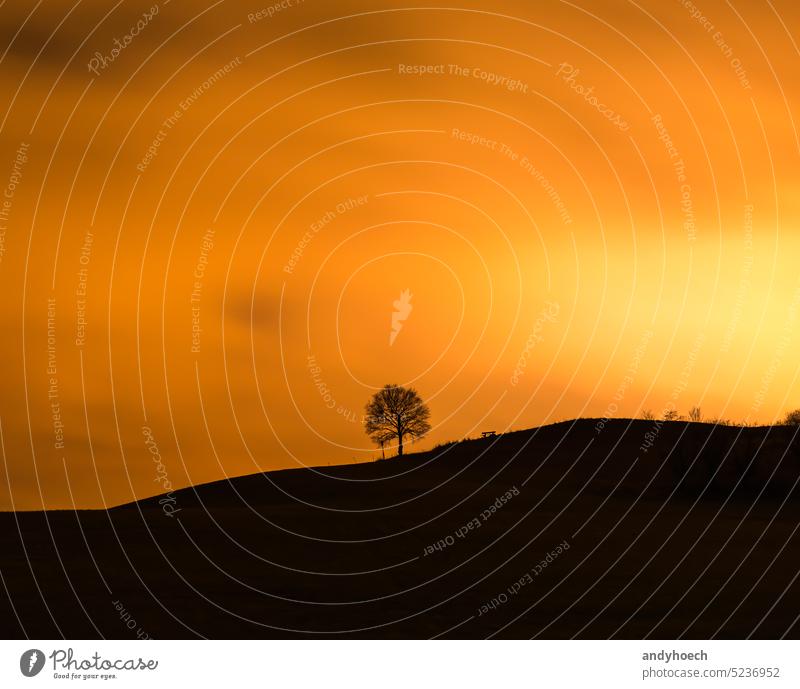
[364,384,431,457]
[688,406,702,422]
[641,409,655,421]
[663,409,681,421]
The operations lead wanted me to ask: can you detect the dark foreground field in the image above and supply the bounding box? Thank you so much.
[2,419,800,639]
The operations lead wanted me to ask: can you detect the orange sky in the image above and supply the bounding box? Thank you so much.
[1,0,799,509]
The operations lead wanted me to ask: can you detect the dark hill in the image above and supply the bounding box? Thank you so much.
[2,419,800,638]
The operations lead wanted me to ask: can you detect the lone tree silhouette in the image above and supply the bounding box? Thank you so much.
[364,384,431,457]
